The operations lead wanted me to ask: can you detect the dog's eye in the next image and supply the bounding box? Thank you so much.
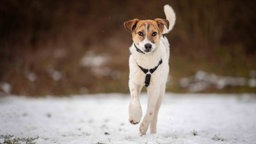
[152,32,157,37]
[138,31,144,36]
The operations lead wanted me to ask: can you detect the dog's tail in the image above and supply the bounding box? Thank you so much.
[163,4,176,34]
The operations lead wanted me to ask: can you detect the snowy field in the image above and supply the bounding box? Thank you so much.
[0,93,256,144]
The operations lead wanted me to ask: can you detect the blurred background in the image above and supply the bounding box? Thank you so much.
[0,0,255,96]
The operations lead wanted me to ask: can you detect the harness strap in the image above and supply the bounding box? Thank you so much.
[137,59,163,87]
[134,43,145,54]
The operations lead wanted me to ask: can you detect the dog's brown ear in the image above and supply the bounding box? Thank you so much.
[124,19,139,33]
[154,18,169,33]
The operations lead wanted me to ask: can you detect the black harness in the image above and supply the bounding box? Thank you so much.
[133,43,163,87]
[137,59,163,87]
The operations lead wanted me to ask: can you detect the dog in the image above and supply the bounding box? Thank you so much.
[123,4,176,135]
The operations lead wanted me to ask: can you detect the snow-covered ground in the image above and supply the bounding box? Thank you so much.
[0,93,256,144]
[179,70,256,92]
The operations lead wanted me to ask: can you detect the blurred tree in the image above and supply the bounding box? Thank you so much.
[0,0,255,95]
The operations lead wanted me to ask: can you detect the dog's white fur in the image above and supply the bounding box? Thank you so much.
[126,5,175,135]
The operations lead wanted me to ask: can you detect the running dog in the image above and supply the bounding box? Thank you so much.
[124,4,176,135]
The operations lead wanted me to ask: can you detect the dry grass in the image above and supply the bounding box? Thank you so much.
[0,0,255,96]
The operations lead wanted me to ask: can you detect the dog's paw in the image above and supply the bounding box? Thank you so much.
[129,100,142,125]
[129,116,141,125]
[129,120,139,125]
[139,123,148,135]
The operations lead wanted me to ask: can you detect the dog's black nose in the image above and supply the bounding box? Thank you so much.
[144,43,152,51]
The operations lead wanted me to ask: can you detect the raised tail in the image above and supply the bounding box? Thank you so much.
[163,4,176,34]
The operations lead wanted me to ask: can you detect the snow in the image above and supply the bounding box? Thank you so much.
[80,51,109,68]
[26,72,37,82]
[0,93,256,144]
[179,70,256,92]
[47,69,62,81]
[80,51,111,77]
[0,83,11,94]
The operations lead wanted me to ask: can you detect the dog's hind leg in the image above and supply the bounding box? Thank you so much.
[139,86,160,135]
[128,81,143,125]
[150,85,165,134]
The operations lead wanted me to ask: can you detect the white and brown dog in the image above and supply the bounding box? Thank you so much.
[124,5,176,135]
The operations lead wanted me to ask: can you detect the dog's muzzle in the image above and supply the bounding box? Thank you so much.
[144,43,152,52]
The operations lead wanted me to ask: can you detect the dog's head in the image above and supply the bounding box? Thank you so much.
[124,18,169,54]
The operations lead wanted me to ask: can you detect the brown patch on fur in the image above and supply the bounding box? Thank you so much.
[154,18,169,33]
[147,23,160,44]
[123,19,139,32]
[133,20,162,44]
[124,18,168,45]
[134,23,146,41]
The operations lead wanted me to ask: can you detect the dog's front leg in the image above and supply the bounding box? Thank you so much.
[150,85,165,134]
[128,81,143,125]
[139,86,160,135]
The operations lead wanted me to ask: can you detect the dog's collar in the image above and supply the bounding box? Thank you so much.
[134,43,145,54]
[137,59,163,87]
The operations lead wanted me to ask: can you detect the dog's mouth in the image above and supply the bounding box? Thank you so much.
[144,49,152,53]
[135,42,156,54]
[144,46,156,54]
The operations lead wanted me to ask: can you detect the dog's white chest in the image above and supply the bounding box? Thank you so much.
[129,38,170,87]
